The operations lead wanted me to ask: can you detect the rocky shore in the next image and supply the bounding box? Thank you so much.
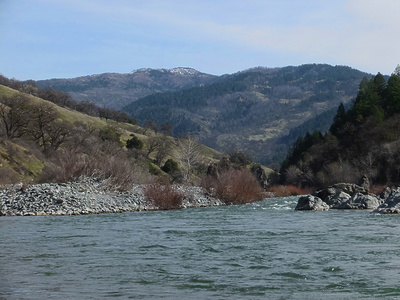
[296,183,400,214]
[0,178,224,217]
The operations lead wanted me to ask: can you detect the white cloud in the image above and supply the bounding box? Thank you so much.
[3,0,400,79]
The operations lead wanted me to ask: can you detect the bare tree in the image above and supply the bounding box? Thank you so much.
[47,121,70,151]
[176,136,203,183]
[0,93,30,138]
[28,102,58,152]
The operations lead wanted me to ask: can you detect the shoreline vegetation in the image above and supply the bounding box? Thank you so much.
[0,171,264,216]
[3,177,400,216]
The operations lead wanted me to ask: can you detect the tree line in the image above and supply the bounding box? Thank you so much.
[281,66,400,188]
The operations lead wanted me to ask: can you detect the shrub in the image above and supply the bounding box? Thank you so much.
[161,158,179,173]
[144,183,184,210]
[98,125,121,144]
[266,185,313,197]
[202,168,263,205]
[0,167,20,185]
[126,135,143,150]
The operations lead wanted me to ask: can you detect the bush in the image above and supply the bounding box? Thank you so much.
[0,167,20,185]
[202,168,263,205]
[161,158,179,173]
[126,135,143,149]
[98,125,121,144]
[266,185,313,197]
[144,183,184,210]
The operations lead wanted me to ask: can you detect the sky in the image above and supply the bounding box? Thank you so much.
[1,0,400,80]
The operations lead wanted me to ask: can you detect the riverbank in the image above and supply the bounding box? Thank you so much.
[0,178,224,216]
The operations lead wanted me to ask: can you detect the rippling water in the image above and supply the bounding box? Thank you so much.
[1,196,400,299]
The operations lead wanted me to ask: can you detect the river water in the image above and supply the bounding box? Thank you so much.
[1,196,400,299]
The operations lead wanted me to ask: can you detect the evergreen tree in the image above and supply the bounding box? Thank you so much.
[126,135,144,149]
[385,73,400,116]
[330,103,346,135]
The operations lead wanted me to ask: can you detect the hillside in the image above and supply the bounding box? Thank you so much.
[35,67,218,109]
[123,64,370,164]
[0,84,234,188]
[280,69,400,188]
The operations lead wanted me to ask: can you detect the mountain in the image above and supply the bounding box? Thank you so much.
[35,67,218,109]
[34,64,371,164]
[123,64,371,164]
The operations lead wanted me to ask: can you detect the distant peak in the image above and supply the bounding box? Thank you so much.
[130,67,201,75]
[169,67,200,75]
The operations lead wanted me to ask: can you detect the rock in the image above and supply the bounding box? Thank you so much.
[373,188,400,214]
[324,190,351,208]
[379,187,392,199]
[359,175,370,191]
[337,192,381,209]
[330,183,368,196]
[0,179,225,216]
[313,183,367,208]
[251,164,269,190]
[295,195,330,211]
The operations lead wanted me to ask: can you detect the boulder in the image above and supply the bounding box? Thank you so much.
[295,195,330,211]
[330,183,368,196]
[337,192,381,209]
[324,190,351,208]
[379,187,392,200]
[373,188,400,214]
[313,183,368,208]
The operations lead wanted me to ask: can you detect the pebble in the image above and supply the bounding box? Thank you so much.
[0,178,224,217]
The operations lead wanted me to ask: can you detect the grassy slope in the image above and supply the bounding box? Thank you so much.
[0,85,237,183]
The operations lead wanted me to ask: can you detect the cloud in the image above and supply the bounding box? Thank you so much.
[2,0,399,79]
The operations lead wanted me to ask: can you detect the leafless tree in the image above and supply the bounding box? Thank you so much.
[28,102,59,152]
[176,135,203,183]
[0,93,31,138]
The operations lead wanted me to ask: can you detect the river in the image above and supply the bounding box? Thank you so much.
[1,196,400,299]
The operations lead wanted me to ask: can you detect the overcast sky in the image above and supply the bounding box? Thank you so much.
[1,0,399,80]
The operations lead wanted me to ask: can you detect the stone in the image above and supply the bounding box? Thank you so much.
[324,190,351,208]
[330,183,368,196]
[379,187,392,200]
[295,195,330,211]
[313,184,366,208]
[338,192,381,209]
[373,188,400,214]
[0,179,225,216]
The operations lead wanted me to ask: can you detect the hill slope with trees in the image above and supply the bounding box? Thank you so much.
[281,66,400,189]
[35,68,218,109]
[123,64,370,164]
[0,78,272,201]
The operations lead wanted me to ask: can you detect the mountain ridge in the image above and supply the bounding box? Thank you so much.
[36,67,218,109]
[35,64,372,164]
[123,64,371,163]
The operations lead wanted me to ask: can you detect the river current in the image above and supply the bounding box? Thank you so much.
[1,196,400,299]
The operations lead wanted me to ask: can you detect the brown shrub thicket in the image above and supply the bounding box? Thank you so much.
[144,183,184,210]
[0,167,20,185]
[39,144,153,191]
[202,168,263,205]
[369,185,387,195]
[266,185,314,197]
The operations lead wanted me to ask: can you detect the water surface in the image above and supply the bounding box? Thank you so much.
[1,197,400,299]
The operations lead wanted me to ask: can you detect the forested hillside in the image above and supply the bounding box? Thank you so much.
[281,67,400,188]
[36,68,217,109]
[123,64,370,164]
